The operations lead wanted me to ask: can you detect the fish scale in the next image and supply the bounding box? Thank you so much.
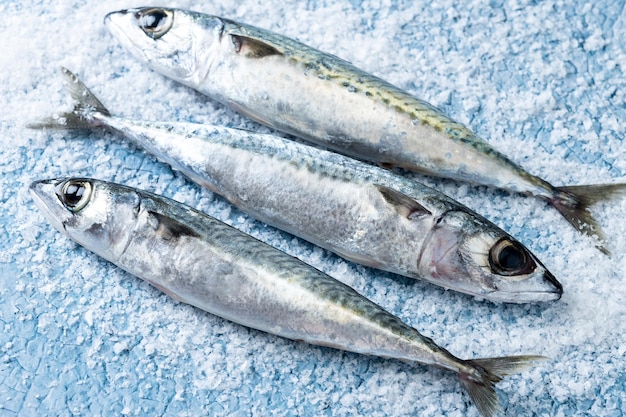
[225,17,465,135]
[30,176,544,417]
[29,67,563,304]
[105,7,626,252]
[191,15,527,174]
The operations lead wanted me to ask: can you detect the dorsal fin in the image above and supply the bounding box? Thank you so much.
[148,211,200,240]
[231,34,283,58]
[375,185,431,219]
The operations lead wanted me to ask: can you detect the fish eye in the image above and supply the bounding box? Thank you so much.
[136,8,173,40]
[489,238,536,276]
[59,180,93,212]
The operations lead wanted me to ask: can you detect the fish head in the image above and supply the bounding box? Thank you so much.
[29,178,141,262]
[104,8,224,84]
[418,210,562,303]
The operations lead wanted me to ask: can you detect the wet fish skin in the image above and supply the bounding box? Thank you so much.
[29,176,544,417]
[30,68,563,303]
[104,7,626,252]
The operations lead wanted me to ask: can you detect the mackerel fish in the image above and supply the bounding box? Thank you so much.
[30,68,563,303]
[30,176,544,417]
[104,7,626,253]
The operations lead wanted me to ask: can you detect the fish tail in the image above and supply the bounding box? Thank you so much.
[28,67,110,130]
[549,183,626,255]
[460,355,545,417]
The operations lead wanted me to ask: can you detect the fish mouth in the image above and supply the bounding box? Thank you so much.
[487,270,563,303]
[104,9,139,48]
[484,290,562,303]
[29,179,70,234]
[104,9,161,68]
[104,10,129,38]
[543,270,563,299]
[104,9,132,25]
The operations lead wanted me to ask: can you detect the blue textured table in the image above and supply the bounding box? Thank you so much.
[2,1,625,416]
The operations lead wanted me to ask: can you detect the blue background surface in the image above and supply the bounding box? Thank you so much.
[1,1,626,416]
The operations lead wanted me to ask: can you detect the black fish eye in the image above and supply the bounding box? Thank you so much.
[59,180,92,212]
[489,238,536,276]
[136,8,173,40]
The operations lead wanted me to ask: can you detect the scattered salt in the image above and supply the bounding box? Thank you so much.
[1,0,624,416]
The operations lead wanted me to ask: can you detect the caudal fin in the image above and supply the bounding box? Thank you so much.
[28,67,110,130]
[550,184,626,255]
[460,355,545,417]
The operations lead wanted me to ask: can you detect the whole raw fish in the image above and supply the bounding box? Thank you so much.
[30,176,544,417]
[30,68,563,303]
[104,7,626,253]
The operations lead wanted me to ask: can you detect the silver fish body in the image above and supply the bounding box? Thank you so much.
[30,176,543,417]
[104,8,522,188]
[32,68,563,303]
[104,7,626,251]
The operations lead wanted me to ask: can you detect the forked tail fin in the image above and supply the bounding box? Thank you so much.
[28,67,110,130]
[550,184,626,255]
[460,355,545,417]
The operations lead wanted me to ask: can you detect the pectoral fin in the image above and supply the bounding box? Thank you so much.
[231,34,284,58]
[145,279,188,304]
[148,211,200,240]
[375,185,431,219]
